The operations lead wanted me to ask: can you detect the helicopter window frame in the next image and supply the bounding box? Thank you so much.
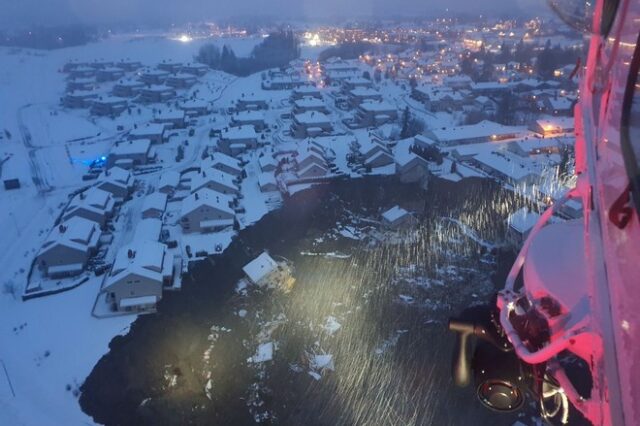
[600,0,620,37]
[620,30,640,214]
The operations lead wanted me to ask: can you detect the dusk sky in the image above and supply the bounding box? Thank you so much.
[2,0,538,28]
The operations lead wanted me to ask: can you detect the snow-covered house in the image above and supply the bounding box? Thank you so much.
[133,218,163,242]
[542,96,575,116]
[96,67,125,82]
[180,99,210,116]
[112,79,144,97]
[473,96,498,114]
[129,123,167,145]
[190,169,239,196]
[348,87,382,107]
[108,139,153,168]
[202,152,243,176]
[354,101,398,128]
[291,86,322,100]
[530,117,575,138]
[259,155,278,173]
[291,111,333,139]
[297,163,328,179]
[153,109,186,129]
[230,110,266,131]
[102,241,173,313]
[165,73,197,89]
[138,85,176,103]
[158,171,181,195]
[139,68,169,85]
[142,192,168,219]
[424,120,526,146]
[180,188,235,233]
[63,187,115,227]
[342,76,373,92]
[296,150,326,171]
[293,97,329,114]
[237,95,269,110]
[96,167,134,199]
[360,140,393,168]
[219,125,258,155]
[62,90,99,108]
[36,217,101,278]
[242,252,287,287]
[90,96,128,116]
[506,208,540,247]
[258,173,278,192]
[181,62,209,76]
[470,151,540,185]
[394,143,430,184]
[381,205,414,229]
[157,60,183,74]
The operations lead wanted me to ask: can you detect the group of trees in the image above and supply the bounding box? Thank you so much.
[460,39,580,81]
[317,41,374,62]
[196,31,300,77]
[410,143,443,165]
[400,107,425,139]
[536,40,580,79]
[0,25,98,49]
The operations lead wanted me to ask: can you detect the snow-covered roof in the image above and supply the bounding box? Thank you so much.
[106,240,168,287]
[134,218,162,242]
[69,187,112,210]
[258,172,277,187]
[473,151,540,181]
[349,87,381,97]
[222,125,257,140]
[181,188,234,217]
[158,170,180,189]
[111,139,151,155]
[293,86,321,94]
[142,192,168,213]
[154,109,185,120]
[93,96,127,105]
[204,152,243,172]
[242,252,278,284]
[358,101,396,113]
[382,205,409,223]
[259,155,277,169]
[535,116,574,132]
[428,120,526,143]
[294,97,326,108]
[98,166,132,186]
[232,110,265,122]
[298,162,327,177]
[129,123,166,137]
[180,99,208,110]
[294,111,331,125]
[507,208,540,234]
[39,216,100,255]
[190,169,239,193]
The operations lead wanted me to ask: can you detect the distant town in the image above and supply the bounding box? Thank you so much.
[0,15,581,316]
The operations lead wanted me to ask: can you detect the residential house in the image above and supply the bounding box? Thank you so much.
[180,188,235,233]
[36,217,101,278]
[142,192,168,219]
[63,187,115,227]
[102,240,173,312]
[291,111,333,138]
[96,166,134,199]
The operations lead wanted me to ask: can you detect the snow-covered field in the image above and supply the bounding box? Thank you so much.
[0,33,270,426]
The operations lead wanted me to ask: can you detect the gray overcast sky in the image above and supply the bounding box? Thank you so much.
[1,0,538,28]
